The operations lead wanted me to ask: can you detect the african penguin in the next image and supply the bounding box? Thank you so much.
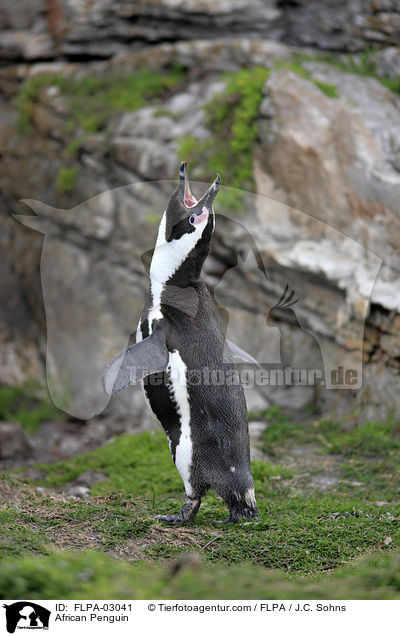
[103,163,258,524]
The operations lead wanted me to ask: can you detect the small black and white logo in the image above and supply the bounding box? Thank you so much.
[3,602,50,634]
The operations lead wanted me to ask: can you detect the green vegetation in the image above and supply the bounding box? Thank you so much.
[0,507,49,559]
[310,79,339,98]
[17,66,185,198]
[178,67,269,212]
[253,407,400,501]
[177,63,340,213]
[177,49,400,214]
[0,384,64,435]
[204,67,270,188]
[252,406,400,456]
[0,549,399,600]
[55,166,77,194]
[0,415,398,597]
[296,48,400,96]
[273,60,340,97]
[274,59,310,79]
[35,432,183,494]
[17,67,185,136]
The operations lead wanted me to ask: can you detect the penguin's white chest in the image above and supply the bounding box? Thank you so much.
[167,350,193,496]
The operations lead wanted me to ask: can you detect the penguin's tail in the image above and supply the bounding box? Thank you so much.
[225,487,259,522]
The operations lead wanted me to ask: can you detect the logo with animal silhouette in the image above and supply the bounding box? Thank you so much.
[266,284,325,377]
[13,169,378,416]
[3,602,50,633]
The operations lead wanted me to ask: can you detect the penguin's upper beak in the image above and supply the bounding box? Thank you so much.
[179,161,197,208]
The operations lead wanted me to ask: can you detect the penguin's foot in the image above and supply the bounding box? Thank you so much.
[155,497,201,526]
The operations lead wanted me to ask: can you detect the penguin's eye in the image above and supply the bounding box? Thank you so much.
[188,214,196,225]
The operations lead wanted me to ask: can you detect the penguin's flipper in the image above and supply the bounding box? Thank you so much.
[225,339,262,368]
[103,321,169,396]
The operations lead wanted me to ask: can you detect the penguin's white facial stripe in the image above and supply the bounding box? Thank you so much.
[167,350,193,496]
[150,210,209,305]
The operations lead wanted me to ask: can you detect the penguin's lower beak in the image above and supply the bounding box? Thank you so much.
[192,174,220,226]
[198,173,221,208]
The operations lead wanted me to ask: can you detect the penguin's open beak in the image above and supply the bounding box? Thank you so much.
[179,161,221,211]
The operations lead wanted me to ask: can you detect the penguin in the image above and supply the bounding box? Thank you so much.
[103,162,258,524]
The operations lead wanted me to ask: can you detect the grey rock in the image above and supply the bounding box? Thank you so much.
[112,38,303,74]
[0,30,55,60]
[376,47,400,79]
[66,485,90,498]
[0,229,44,386]
[58,0,283,58]
[21,467,46,480]
[258,66,400,270]
[0,422,32,459]
[2,1,399,63]
[278,0,400,51]
[248,420,268,461]
[112,137,178,181]
[75,470,108,486]
[36,486,50,496]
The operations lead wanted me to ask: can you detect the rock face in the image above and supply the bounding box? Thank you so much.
[0,0,56,60]
[0,422,32,459]
[258,65,400,274]
[279,0,400,52]
[0,1,399,62]
[253,65,400,416]
[0,18,400,423]
[0,216,44,386]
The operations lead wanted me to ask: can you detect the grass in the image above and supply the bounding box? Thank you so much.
[310,79,339,98]
[0,412,398,599]
[252,406,400,456]
[0,384,65,435]
[34,431,183,494]
[55,166,77,193]
[17,67,185,137]
[0,507,49,559]
[0,549,400,600]
[252,407,400,501]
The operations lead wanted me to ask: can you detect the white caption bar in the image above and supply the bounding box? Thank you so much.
[1,600,397,636]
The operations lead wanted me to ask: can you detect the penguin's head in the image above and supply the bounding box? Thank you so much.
[165,161,220,242]
[150,162,221,288]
